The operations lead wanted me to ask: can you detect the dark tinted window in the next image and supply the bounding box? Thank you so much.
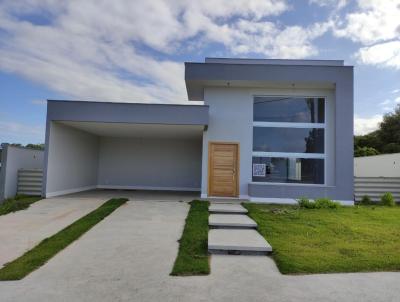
[253,127,324,153]
[252,157,324,184]
[254,97,325,123]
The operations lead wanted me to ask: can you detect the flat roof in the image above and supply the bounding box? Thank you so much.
[205,57,346,66]
[47,100,209,126]
[185,59,353,101]
[47,99,206,107]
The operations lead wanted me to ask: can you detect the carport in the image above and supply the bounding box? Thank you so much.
[43,100,209,198]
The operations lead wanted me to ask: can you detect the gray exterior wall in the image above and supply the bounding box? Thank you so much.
[45,122,99,197]
[189,61,354,202]
[0,145,44,201]
[97,137,202,190]
[201,87,253,198]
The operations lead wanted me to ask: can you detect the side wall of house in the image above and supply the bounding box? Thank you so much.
[202,85,352,202]
[97,137,202,191]
[0,145,44,201]
[45,122,99,197]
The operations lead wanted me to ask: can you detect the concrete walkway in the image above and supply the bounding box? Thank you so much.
[0,195,399,301]
[208,203,272,253]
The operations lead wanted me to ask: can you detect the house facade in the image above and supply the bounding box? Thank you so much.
[43,58,354,204]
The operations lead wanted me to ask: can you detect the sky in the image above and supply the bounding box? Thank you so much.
[0,0,399,145]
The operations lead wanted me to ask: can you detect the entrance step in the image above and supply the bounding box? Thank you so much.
[209,203,248,214]
[208,229,272,255]
[209,214,257,228]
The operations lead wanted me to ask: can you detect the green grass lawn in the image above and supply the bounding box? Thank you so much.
[0,198,128,280]
[171,200,210,276]
[0,195,42,216]
[244,203,400,274]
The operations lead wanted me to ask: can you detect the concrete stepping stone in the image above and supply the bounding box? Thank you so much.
[209,203,248,214]
[209,214,257,228]
[208,229,272,255]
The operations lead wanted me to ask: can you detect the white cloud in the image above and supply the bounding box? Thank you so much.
[334,0,400,45]
[354,114,382,135]
[215,20,330,58]
[332,0,400,69]
[379,96,400,112]
[31,100,47,105]
[309,0,348,10]
[0,120,44,144]
[356,40,400,69]
[0,0,333,103]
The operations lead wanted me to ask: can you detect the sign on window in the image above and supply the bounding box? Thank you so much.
[253,163,266,177]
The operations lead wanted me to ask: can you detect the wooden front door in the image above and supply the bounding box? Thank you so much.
[208,142,239,197]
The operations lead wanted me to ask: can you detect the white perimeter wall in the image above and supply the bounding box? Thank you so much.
[0,145,44,200]
[201,86,335,198]
[45,122,99,196]
[97,137,202,190]
[355,153,400,177]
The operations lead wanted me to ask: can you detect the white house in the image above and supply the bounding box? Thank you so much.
[43,58,354,204]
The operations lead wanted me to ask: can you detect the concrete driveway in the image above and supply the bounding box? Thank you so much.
[0,193,108,268]
[0,191,399,301]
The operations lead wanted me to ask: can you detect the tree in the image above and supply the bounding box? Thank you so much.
[354,146,380,157]
[379,105,400,152]
[354,104,400,156]
[1,143,44,150]
[25,143,45,150]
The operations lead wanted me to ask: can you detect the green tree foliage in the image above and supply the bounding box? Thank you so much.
[1,143,44,150]
[354,146,380,157]
[25,144,45,150]
[354,105,400,157]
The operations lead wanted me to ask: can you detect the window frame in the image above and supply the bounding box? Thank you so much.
[252,95,327,186]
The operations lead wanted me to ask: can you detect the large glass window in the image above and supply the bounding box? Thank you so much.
[252,157,324,184]
[252,96,325,184]
[254,97,325,123]
[253,127,324,153]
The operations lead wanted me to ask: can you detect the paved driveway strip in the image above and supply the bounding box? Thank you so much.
[0,195,107,268]
[0,197,399,302]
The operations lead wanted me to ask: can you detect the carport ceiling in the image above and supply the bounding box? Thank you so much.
[58,121,204,139]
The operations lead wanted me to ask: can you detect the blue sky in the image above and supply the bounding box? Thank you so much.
[0,0,399,145]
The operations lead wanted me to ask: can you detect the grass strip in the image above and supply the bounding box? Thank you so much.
[171,200,210,276]
[0,197,128,280]
[244,203,400,274]
[0,195,42,216]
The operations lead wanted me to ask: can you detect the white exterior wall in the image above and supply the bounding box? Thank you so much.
[45,122,99,197]
[201,86,336,198]
[0,145,44,201]
[355,153,400,177]
[97,137,202,191]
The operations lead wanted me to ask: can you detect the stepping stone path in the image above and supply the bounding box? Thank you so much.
[208,203,272,255]
[209,214,257,228]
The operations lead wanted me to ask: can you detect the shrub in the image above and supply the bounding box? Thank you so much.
[298,197,340,209]
[380,192,395,207]
[360,195,373,205]
[314,198,341,209]
[297,197,315,209]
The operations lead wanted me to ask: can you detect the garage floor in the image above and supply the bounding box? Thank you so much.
[0,191,399,301]
[65,188,200,202]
